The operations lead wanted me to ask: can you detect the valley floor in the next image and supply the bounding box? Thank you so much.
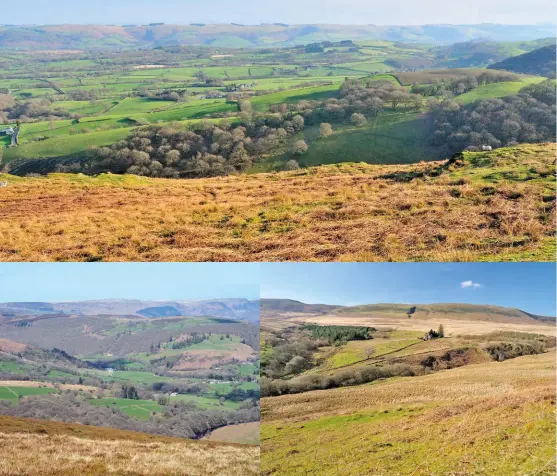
[261,351,556,475]
[0,416,259,476]
[0,143,554,262]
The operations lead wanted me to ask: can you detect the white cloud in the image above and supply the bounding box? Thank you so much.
[460,280,481,289]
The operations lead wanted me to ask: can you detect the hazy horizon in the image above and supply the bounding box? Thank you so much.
[0,263,260,302]
[2,0,556,27]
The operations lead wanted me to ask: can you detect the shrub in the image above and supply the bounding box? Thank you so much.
[351,113,367,126]
[292,140,308,156]
[319,122,333,138]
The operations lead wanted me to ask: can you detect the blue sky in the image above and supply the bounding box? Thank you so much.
[260,263,556,316]
[0,263,260,302]
[2,0,555,25]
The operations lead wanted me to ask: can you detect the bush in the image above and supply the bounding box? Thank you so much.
[292,140,308,156]
[319,122,333,138]
[261,364,414,396]
[351,113,367,126]
[284,159,300,171]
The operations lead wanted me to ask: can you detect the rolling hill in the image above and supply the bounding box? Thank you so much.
[0,298,260,323]
[489,44,557,77]
[432,38,556,68]
[260,299,341,315]
[0,313,259,358]
[261,351,556,475]
[336,303,552,324]
[261,299,556,337]
[0,23,554,50]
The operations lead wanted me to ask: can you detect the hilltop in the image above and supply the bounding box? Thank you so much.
[0,143,553,262]
[489,44,557,78]
[0,415,259,476]
[0,24,554,50]
[336,302,554,323]
[261,299,556,336]
[260,299,341,315]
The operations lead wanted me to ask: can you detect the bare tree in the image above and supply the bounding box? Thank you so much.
[364,346,375,360]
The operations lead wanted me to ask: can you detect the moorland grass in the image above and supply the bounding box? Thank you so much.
[0,143,554,262]
[0,415,259,476]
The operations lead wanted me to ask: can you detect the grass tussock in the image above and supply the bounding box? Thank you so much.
[0,416,259,476]
[0,143,554,262]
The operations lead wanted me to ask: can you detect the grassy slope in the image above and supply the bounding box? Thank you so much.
[0,143,554,262]
[261,351,556,475]
[252,112,444,172]
[0,415,259,476]
[0,386,56,404]
[251,84,341,112]
[206,422,260,445]
[455,77,545,104]
[90,398,163,420]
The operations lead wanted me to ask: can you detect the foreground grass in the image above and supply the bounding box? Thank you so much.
[261,352,556,475]
[0,416,259,476]
[0,143,554,262]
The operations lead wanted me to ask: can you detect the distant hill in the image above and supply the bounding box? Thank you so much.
[260,299,342,315]
[0,23,554,49]
[489,44,556,77]
[335,303,555,325]
[0,298,260,323]
[432,38,555,68]
[261,300,556,326]
[0,313,259,357]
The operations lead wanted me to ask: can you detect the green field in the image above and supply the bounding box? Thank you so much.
[326,337,423,370]
[90,397,164,419]
[169,394,240,410]
[251,110,444,172]
[0,386,57,404]
[251,84,341,112]
[455,77,545,104]
[0,361,31,375]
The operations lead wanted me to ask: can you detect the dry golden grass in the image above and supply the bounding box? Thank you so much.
[205,422,260,445]
[293,314,557,337]
[262,351,556,422]
[0,143,554,262]
[0,380,98,392]
[261,352,556,475]
[0,416,259,476]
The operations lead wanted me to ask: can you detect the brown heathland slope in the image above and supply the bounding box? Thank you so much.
[0,416,259,476]
[206,422,260,445]
[294,313,556,337]
[261,352,556,475]
[0,143,554,262]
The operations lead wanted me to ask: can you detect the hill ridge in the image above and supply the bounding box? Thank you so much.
[0,23,554,49]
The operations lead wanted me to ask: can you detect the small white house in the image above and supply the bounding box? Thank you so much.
[482,145,493,151]
[105,368,114,374]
